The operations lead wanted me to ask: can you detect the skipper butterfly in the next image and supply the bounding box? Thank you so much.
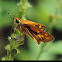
[13,17,54,45]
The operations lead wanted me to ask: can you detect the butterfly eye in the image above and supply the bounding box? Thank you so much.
[16,19,20,23]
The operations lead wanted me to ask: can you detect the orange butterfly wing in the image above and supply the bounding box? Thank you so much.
[23,24,54,45]
[23,20,46,31]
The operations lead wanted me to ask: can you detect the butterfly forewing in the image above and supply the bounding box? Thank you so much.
[23,20,46,31]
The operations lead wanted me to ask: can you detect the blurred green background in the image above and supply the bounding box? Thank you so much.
[0,0,62,61]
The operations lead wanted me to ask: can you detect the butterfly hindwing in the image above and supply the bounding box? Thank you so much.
[23,24,54,45]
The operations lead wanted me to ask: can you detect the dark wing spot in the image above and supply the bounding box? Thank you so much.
[24,26,39,35]
[35,25,39,28]
[35,25,43,30]
[41,37,44,40]
[35,24,46,30]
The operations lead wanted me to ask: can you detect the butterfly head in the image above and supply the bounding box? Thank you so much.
[14,17,21,24]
